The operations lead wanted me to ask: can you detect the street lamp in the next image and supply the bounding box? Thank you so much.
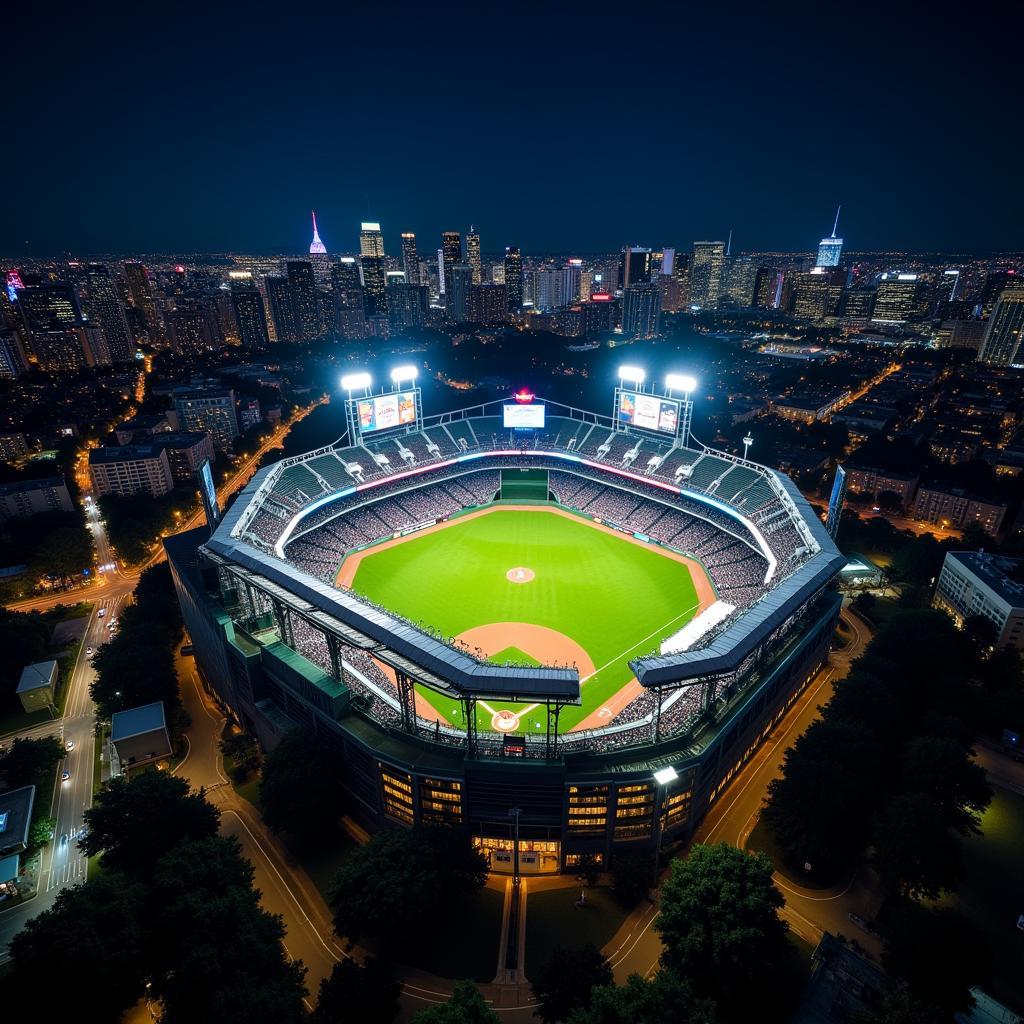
[743,433,754,461]
[651,766,678,892]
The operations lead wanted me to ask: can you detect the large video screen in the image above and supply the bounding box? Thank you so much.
[617,391,680,434]
[198,458,221,525]
[503,403,546,428]
[357,390,418,434]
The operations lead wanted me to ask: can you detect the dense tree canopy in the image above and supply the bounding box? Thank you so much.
[531,945,612,1024]
[312,957,402,1024]
[566,970,719,1024]
[410,980,498,1024]
[81,770,219,875]
[329,826,487,945]
[0,736,66,788]
[656,844,790,1020]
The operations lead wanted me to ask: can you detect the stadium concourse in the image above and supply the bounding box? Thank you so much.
[167,394,845,873]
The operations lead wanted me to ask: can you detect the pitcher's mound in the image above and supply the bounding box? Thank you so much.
[506,567,535,584]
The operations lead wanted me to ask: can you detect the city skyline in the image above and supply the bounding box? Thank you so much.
[6,7,1023,256]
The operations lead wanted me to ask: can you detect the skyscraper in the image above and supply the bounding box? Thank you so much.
[331,258,367,339]
[287,261,321,340]
[266,276,299,342]
[980,287,1024,366]
[816,207,843,268]
[441,232,462,300]
[689,242,726,308]
[124,262,164,343]
[621,283,662,338]
[230,274,270,351]
[309,211,327,254]
[360,255,388,316]
[872,273,922,324]
[562,259,583,305]
[504,247,523,312]
[359,222,385,258]
[446,265,473,321]
[620,247,653,288]
[85,263,133,362]
[400,233,421,285]
[466,227,482,284]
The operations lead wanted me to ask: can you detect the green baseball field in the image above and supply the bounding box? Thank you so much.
[343,507,707,732]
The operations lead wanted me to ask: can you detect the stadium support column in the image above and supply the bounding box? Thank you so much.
[545,702,562,759]
[653,688,664,742]
[394,669,417,734]
[464,697,478,756]
[701,678,715,714]
[326,634,342,682]
[272,599,293,648]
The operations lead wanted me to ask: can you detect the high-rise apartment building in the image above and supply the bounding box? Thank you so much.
[620,247,653,288]
[446,265,473,320]
[689,242,726,308]
[167,307,215,356]
[174,389,240,453]
[504,247,523,311]
[265,276,299,342]
[286,261,321,340]
[621,283,662,338]
[331,258,367,339]
[360,255,388,316]
[441,232,462,299]
[466,228,482,284]
[467,284,507,323]
[85,264,133,362]
[723,257,758,307]
[400,233,420,286]
[561,260,583,305]
[124,262,164,343]
[980,287,1024,366]
[229,273,270,350]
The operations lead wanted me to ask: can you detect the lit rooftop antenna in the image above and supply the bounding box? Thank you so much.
[309,211,326,255]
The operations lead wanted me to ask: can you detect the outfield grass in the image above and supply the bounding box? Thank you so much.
[490,646,540,667]
[348,509,700,730]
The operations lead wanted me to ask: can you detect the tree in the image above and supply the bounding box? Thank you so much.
[574,853,601,887]
[898,735,991,836]
[531,945,612,1024]
[871,792,963,900]
[851,591,876,617]
[882,903,989,1016]
[81,771,220,875]
[220,729,261,781]
[27,814,56,853]
[566,970,719,1024]
[0,736,65,788]
[762,718,883,872]
[312,957,402,1024]
[411,980,499,1024]
[655,844,789,1019]
[7,874,148,1022]
[0,607,51,690]
[329,826,487,945]
[610,851,654,906]
[259,730,345,848]
[29,524,93,584]
[146,836,308,1024]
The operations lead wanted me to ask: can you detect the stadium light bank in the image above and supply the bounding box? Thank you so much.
[617,365,645,386]
[340,372,372,393]
[664,373,698,398]
[390,365,419,384]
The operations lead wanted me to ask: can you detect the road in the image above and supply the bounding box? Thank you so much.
[0,401,324,965]
[603,607,881,984]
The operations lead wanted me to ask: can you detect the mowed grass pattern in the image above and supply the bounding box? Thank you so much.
[348,509,700,730]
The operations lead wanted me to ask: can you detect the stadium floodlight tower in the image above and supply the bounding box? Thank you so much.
[341,371,372,439]
[664,373,699,446]
[743,433,754,460]
[390,365,419,385]
[618,365,646,390]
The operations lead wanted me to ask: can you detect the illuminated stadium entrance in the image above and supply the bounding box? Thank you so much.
[473,836,561,875]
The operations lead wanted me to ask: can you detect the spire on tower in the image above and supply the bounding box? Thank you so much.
[726,229,732,257]
[832,205,841,239]
[309,210,327,255]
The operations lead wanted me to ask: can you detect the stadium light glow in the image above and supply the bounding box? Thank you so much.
[340,372,371,391]
[653,766,679,785]
[390,365,419,383]
[618,365,645,385]
[665,373,698,394]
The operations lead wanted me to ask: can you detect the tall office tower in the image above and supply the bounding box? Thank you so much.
[441,232,463,299]
[938,269,961,303]
[400,232,421,285]
[689,242,725,308]
[331,258,367,338]
[436,248,447,297]
[466,227,482,284]
[753,266,780,309]
[620,247,653,289]
[360,255,388,316]
[359,221,385,258]
[491,264,506,285]
[980,287,1024,366]
[309,211,327,254]
[504,247,523,311]
[0,329,29,378]
[535,268,563,311]
[723,257,758,307]
[467,284,508,324]
[213,292,240,346]
[661,248,676,276]
[32,329,88,371]
[655,272,681,313]
[230,275,270,351]
[123,262,164,343]
[265,276,299,342]
[793,270,832,320]
[167,307,215,356]
[84,264,133,362]
[446,265,473,321]
[816,207,843,268]
[17,282,83,335]
[872,273,922,324]
[287,261,321,339]
[386,283,429,331]
[840,287,876,322]
[978,270,1017,316]
[621,283,662,338]
[562,259,583,305]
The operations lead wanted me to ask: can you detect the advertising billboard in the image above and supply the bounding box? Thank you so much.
[617,390,680,434]
[198,458,221,527]
[826,463,846,539]
[356,390,418,434]
[503,403,546,428]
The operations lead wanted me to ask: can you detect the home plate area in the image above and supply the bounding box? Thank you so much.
[505,566,535,583]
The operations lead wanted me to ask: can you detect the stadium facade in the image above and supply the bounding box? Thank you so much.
[166,385,844,873]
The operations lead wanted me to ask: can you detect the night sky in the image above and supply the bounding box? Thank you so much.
[7,5,1023,256]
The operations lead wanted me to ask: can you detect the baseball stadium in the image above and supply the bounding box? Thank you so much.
[166,367,845,873]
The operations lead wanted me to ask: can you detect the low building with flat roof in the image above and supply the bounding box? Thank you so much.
[16,660,57,713]
[934,551,1024,650]
[0,785,37,884]
[111,701,173,773]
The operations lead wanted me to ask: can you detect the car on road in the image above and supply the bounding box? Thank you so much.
[65,739,75,751]
[98,608,106,617]
[86,646,93,656]
[61,771,71,782]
